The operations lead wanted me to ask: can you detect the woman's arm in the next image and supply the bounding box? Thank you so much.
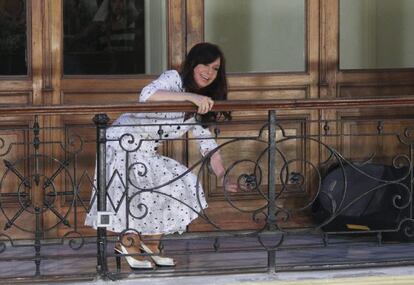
[140,70,213,114]
[147,90,214,114]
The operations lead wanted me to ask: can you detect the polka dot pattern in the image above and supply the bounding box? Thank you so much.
[85,70,218,235]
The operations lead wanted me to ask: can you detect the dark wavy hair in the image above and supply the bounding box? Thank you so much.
[181,42,231,124]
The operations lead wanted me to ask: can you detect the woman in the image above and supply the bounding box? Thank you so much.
[85,42,236,269]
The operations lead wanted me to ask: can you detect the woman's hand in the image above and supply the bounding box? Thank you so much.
[221,177,239,193]
[210,152,239,193]
[186,93,214,114]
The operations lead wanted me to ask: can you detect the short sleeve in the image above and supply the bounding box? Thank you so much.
[191,125,219,157]
[139,70,183,102]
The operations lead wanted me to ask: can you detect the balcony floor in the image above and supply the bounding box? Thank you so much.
[1,232,414,284]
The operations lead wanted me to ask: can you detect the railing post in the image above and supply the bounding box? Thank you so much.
[410,143,414,221]
[93,113,110,277]
[34,207,41,276]
[267,110,277,272]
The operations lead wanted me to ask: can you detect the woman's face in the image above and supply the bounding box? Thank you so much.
[193,57,221,89]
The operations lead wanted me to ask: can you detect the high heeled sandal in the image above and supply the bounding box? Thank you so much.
[140,242,176,267]
[114,244,154,269]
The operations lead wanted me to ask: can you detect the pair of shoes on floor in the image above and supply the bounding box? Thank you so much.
[114,243,154,269]
[114,242,176,270]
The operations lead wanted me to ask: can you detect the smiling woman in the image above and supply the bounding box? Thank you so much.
[85,42,238,269]
[193,58,220,88]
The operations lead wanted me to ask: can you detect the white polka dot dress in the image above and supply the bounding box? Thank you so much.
[85,70,218,235]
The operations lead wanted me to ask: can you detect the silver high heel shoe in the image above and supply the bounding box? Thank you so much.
[140,242,176,267]
[114,244,154,269]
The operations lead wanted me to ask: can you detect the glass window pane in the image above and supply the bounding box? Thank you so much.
[0,0,27,75]
[63,0,167,75]
[340,0,414,69]
[204,0,305,73]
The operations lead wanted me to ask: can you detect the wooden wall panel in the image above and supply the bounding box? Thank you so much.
[0,93,32,105]
[0,130,28,204]
[45,116,98,235]
[343,120,410,163]
[62,92,139,105]
[337,108,414,164]
[229,88,308,100]
[0,122,35,239]
[338,84,414,98]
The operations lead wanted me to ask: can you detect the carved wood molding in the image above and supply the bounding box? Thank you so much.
[168,0,186,70]
[41,0,52,90]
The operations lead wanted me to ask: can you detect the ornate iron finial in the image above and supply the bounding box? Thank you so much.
[93,114,110,126]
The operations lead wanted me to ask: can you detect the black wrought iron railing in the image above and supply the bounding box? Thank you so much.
[1,98,414,282]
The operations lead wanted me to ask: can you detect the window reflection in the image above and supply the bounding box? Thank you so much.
[0,0,27,75]
[340,0,414,69]
[204,0,305,73]
[64,0,145,75]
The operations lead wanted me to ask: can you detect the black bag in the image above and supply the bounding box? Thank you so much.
[312,163,411,237]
